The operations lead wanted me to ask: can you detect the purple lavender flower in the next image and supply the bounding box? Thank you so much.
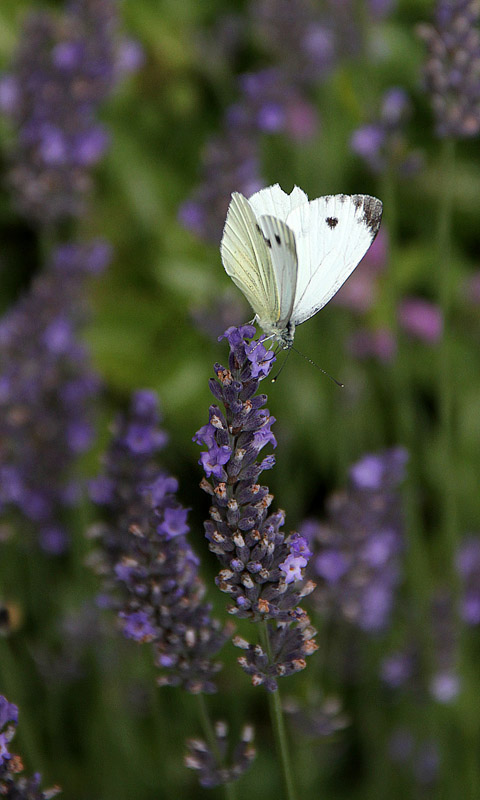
[304,448,407,633]
[252,0,335,83]
[196,326,317,690]
[0,241,110,553]
[418,0,480,138]
[456,535,480,624]
[89,390,231,694]
[398,297,443,343]
[185,722,255,788]
[0,695,60,797]
[347,326,397,363]
[0,0,141,224]
[350,87,422,175]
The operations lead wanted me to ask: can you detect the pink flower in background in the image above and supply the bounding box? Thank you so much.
[347,327,397,363]
[398,298,443,343]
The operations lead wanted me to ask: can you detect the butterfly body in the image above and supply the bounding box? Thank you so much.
[221,184,383,348]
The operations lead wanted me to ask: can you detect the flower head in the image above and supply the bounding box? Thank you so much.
[90,391,231,694]
[196,325,317,690]
[305,447,407,632]
[0,0,142,223]
[0,242,110,552]
[418,0,480,138]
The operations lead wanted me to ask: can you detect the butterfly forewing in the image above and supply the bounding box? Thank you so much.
[257,214,298,327]
[221,193,280,322]
[287,194,383,326]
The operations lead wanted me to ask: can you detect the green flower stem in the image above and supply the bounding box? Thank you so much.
[260,622,298,800]
[380,164,433,632]
[195,693,237,800]
[437,137,457,568]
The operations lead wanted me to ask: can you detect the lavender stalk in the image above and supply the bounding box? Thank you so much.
[195,324,318,799]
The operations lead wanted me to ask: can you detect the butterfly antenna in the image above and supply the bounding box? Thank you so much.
[291,345,344,388]
[271,348,292,383]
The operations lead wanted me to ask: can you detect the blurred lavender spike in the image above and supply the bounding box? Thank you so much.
[418,0,480,139]
[303,447,408,633]
[185,722,256,788]
[0,241,111,554]
[89,390,232,694]
[195,325,318,690]
[0,0,142,224]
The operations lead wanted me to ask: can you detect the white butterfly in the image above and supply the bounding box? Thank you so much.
[220,183,383,349]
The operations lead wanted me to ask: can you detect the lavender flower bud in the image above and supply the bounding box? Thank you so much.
[184,722,255,788]
[90,391,231,694]
[196,326,318,690]
[418,0,480,138]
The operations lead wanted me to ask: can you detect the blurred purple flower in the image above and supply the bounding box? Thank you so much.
[398,297,443,343]
[0,241,110,553]
[304,447,407,633]
[456,535,480,625]
[0,0,142,224]
[347,327,397,363]
[418,0,480,138]
[196,325,317,690]
[351,87,422,175]
[185,722,256,788]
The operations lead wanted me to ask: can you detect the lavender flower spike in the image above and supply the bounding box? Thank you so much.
[0,695,60,798]
[0,0,141,224]
[89,390,232,694]
[418,0,480,138]
[196,326,317,691]
[0,241,111,554]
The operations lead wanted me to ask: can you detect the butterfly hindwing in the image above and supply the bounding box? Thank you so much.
[257,214,298,327]
[287,194,383,326]
[220,193,280,323]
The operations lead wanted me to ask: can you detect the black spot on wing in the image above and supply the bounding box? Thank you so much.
[326,216,338,229]
[274,233,281,244]
[265,237,272,248]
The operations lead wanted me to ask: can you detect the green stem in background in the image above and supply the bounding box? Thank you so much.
[260,622,298,800]
[195,693,237,800]
[380,164,433,621]
[437,137,457,569]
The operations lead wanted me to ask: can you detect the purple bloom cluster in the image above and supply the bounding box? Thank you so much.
[304,448,407,632]
[0,0,141,224]
[418,0,480,138]
[0,241,110,554]
[0,695,60,798]
[89,390,231,694]
[185,722,255,788]
[350,87,422,175]
[456,535,480,624]
[380,591,460,704]
[195,326,317,690]
[180,0,335,243]
[252,0,335,84]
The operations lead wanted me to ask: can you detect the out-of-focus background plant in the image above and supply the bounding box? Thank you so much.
[1,0,480,798]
